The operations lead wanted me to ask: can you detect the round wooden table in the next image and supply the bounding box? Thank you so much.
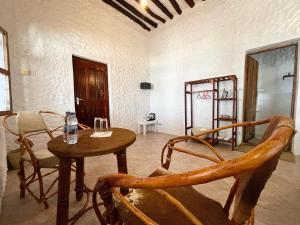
[48,128,136,225]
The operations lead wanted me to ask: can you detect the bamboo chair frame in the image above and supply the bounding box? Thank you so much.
[2,111,89,208]
[93,116,295,225]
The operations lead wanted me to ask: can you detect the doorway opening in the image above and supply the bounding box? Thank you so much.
[243,43,298,151]
[72,55,110,128]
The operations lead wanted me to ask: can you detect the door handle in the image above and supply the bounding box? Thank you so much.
[76,97,84,105]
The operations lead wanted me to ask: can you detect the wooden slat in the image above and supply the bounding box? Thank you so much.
[155,189,204,225]
[115,0,158,28]
[169,0,182,14]
[112,188,159,225]
[103,0,151,31]
[151,0,173,19]
[134,0,166,23]
[184,0,195,8]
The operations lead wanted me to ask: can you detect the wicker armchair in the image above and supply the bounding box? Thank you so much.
[2,110,89,208]
[93,115,295,225]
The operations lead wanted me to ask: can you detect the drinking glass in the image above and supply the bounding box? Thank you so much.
[94,117,108,134]
[100,118,108,132]
[94,117,101,134]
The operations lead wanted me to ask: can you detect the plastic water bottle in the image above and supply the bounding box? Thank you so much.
[66,112,78,144]
[63,111,71,143]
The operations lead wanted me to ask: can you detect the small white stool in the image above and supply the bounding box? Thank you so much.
[137,120,158,136]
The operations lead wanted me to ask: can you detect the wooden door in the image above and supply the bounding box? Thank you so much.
[243,56,259,142]
[72,56,109,128]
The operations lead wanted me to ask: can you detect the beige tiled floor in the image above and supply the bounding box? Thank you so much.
[0,133,299,225]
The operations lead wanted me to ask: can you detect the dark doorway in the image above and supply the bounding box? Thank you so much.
[243,44,298,148]
[72,56,110,128]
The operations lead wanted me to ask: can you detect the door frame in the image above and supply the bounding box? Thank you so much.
[71,54,111,125]
[242,42,298,142]
[243,55,259,142]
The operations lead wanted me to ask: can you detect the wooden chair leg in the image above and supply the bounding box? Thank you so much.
[99,180,118,224]
[36,166,49,209]
[162,146,173,170]
[115,149,129,195]
[18,159,26,198]
[246,210,255,225]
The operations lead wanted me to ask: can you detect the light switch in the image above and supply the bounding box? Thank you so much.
[21,69,31,75]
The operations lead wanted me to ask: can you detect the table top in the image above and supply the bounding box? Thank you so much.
[138,120,158,125]
[47,128,136,158]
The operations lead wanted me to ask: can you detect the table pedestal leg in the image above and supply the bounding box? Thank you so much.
[76,157,84,201]
[115,149,129,195]
[56,157,72,225]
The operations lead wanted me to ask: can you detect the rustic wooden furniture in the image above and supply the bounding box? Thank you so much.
[2,111,88,208]
[47,128,136,225]
[185,75,238,150]
[93,115,294,225]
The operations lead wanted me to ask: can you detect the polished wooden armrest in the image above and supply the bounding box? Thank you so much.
[171,119,270,142]
[99,136,289,191]
[2,113,18,136]
[93,136,286,225]
[161,119,271,170]
[93,116,294,225]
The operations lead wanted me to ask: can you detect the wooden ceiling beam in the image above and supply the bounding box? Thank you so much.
[184,0,195,8]
[151,0,173,19]
[169,0,182,14]
[134,0,166,23]
[103,0,151,31]
[115,0,158,28]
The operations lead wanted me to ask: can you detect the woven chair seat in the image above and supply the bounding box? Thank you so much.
[117,168,230,225]
[21,149,59,168]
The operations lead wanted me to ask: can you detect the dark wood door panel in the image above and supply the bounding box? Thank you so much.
[244,56,259,142]
[73,56,109,128]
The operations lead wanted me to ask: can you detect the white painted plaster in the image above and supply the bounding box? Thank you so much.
[149,0,300,154]
[0,119,7,213]
[0,0,151,209]
[2,0,151,151]
[0,0,18,213]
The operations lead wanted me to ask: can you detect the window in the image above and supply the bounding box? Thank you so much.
[0,26,11,115]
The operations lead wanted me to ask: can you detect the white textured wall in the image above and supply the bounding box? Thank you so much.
[6,0,150,136]
[149,0,300,154]
[0,0,17,213]
[0,119,7,213]
[0,0,151,210]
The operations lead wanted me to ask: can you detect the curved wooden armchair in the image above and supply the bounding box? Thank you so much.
[2,110,89,208]
[93,115,295,225]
